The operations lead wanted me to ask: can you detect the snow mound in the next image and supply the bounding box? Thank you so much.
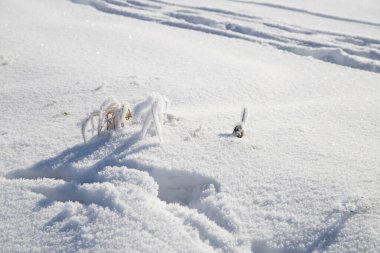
[7,130,243,252]
[97,166,158,195]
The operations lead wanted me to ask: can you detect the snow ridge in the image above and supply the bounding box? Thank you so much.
[70,0,380,73]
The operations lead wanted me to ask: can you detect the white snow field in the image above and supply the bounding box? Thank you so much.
[1,0,380,252]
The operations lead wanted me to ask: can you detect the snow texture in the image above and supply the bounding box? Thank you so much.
[1,0,380,252]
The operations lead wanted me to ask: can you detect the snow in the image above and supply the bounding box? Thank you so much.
[68,0,380,73]
[1,0,380,252]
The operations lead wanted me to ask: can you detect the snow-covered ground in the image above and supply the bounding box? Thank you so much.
[1,0,380,252]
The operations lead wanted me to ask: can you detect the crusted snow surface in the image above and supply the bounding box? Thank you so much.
[1,0,380,252]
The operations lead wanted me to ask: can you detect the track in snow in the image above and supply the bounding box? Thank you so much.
[229,0,380,27]
[71,0,380,73]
